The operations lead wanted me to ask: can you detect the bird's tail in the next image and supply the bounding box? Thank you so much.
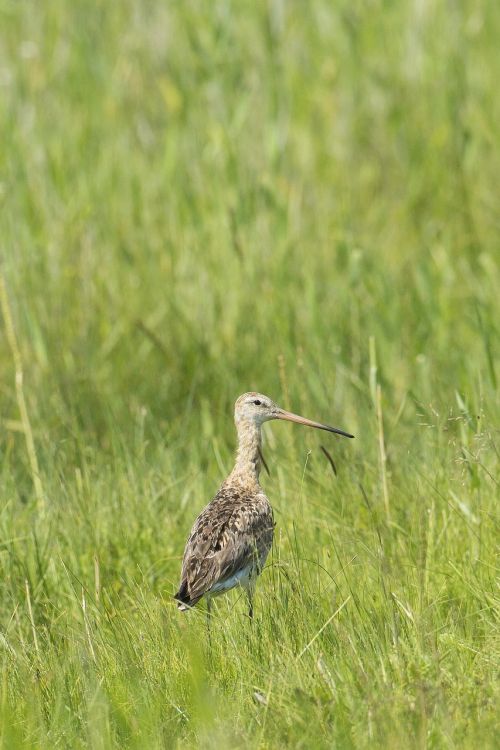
[174,598,191,612]
[174,581,201,611]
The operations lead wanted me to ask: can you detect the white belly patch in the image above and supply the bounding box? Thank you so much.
[209,564,253,596]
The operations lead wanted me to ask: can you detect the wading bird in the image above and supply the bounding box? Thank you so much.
[174,392,354,618]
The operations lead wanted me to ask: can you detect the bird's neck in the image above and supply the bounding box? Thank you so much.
[231,418,262,484]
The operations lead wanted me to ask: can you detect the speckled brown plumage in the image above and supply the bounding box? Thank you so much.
[174,392,353,616]
[175,481,274,609]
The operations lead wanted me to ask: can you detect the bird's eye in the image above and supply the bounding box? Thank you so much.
[253,399,262,406]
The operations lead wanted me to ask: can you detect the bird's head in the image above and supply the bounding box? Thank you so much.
[234,392,354,438]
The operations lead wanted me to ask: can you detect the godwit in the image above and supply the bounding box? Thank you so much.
[174,392,354,618]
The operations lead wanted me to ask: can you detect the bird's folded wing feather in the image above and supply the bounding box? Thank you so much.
[178,492,273,604]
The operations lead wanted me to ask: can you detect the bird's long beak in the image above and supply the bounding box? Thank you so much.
[275,408,354,439]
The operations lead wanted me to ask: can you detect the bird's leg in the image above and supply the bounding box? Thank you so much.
[206,596,212,658]
[206,596,212,652]
[206,597,212,646]
[246,586,254,620]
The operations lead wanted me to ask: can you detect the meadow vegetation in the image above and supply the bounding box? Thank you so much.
[0,1,499,747]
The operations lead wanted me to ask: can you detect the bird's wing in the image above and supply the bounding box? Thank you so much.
[175,488,274,607]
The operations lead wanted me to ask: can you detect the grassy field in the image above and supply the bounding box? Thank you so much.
[1,1,499,747]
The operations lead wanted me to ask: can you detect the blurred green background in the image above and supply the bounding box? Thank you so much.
[0,1,498,748]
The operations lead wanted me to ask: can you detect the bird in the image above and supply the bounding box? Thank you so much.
[174,392,354,618]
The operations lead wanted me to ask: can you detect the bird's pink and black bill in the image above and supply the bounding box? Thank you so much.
[275,409,354,439]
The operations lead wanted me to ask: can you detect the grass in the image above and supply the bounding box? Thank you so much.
[0,0,499,747]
